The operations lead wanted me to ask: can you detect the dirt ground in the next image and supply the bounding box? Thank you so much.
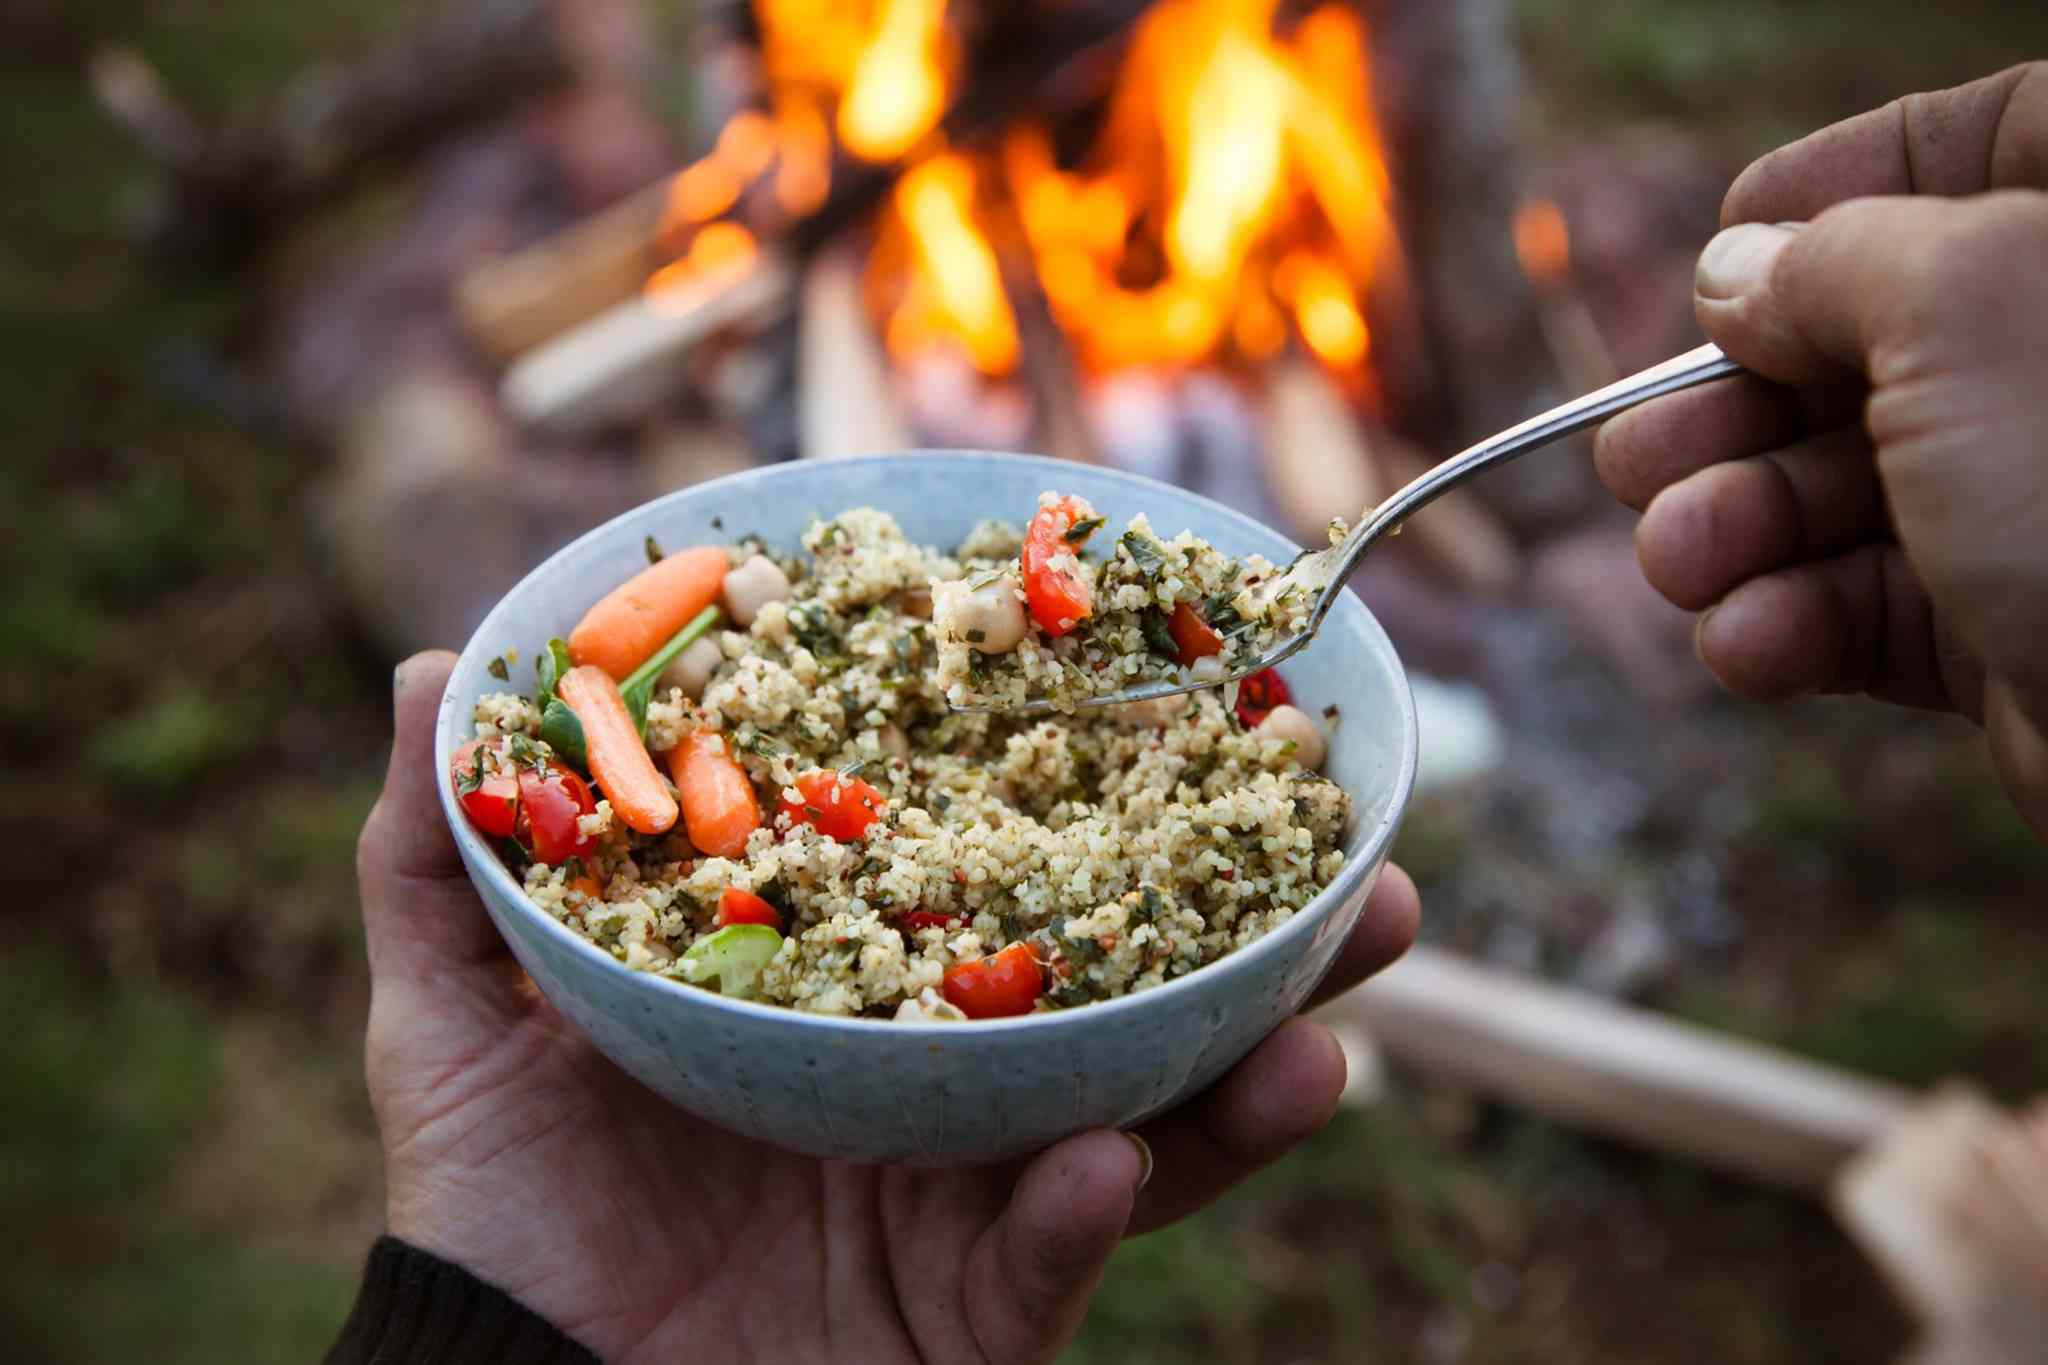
[4,3,2045,1362]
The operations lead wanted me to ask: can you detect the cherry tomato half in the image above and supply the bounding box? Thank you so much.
[1020,496,1097,637]
[717,886,783,929]
[1233,667,1292,728]
[1166,601,1223,666]
[450,738,521,838]
[516,763,599,865]
[942,943,1045,1019]
[781,770,886,842]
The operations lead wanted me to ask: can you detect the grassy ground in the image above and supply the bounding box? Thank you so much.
[4,3,2044,1362]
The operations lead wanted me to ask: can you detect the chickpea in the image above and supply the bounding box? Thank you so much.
[933,573,1028,653]
[1255,704,1326,771]
[721,554,793,627]
[657,636,725,701]
[1109,690,1191,728]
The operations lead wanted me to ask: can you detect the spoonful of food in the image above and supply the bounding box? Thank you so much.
[947,342,1743,718]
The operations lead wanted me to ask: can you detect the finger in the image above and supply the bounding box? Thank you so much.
[965,1129,1140,1364]
[357,651,515,987]
[1694,543,1952,710]
[1303,861,1419,1012]
[1696,193,2048,389]
[1595,375,1805,512]
[1125,1016,1346,1236]
[1721,62,2048,226]
[1635,424,1887,612]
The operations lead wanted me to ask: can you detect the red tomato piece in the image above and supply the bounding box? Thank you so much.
[781,770,886,842]
[1233,667,1293,728]
[516,763,599,865]
[1020,495,1097,637]
[901,910,965,931]
[942,943,1045,1019]
[450,738,520,838]
[717,886,782,929]
[1166,601,1223,666]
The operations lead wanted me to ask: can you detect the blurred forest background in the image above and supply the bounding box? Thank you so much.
[4,2,2046,1362]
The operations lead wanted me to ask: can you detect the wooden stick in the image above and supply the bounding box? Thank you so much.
[1322,944,1913,1192]
[501,250,793,436]
[456,180,671,362]
[797,246,910,459]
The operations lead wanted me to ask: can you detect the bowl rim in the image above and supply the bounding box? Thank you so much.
[436,449,1418,1036]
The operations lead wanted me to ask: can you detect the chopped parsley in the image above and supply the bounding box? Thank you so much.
[1119,530,1166,579]
[644,534,665,564]
[486,655,510,681]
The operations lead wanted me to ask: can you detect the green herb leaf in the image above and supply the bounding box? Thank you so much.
[644,534,665,564]
[536,637,574,705]
[487,655,510,681]
[1063,516,1105,544]
[619,605,722,734]
[539,698,589,770]
[1120,530,1166,579]
[456,745,490,795]
[1140,609,1179,659]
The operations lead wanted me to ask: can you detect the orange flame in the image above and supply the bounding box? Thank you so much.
[838,0,949,161]
[876,0,1396,376]
[1514,198,1571,286]
[880,154,1018,374]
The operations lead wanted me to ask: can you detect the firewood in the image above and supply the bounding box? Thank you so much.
[501,251,794,436]
[1262,354,1387,542]
[1323,943,1913,1193]
[494,0,1151,433]
[92,0,572,263]
[456,180,671,363]
[798,246,910,459]
[1261,355,1519,594]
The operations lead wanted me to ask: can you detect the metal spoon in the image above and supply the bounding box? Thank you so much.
[956,342,1744,717]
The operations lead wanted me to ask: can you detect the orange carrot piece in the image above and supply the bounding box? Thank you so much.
[568,545,730,680]
[556,666,678,835]
[668,731,762,859]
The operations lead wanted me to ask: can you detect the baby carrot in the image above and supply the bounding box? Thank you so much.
[555,665,678,835]
[568,545,730,680]
[668,731,762,859]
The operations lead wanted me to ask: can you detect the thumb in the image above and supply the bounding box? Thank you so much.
[965,1130,1142,1364]
[1692,195,2015,386]
[357,651,517,990]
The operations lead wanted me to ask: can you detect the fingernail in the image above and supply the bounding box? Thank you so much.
[393,658,412,701]
[1696,223,1796,301]
[1121,1131,1153,1191]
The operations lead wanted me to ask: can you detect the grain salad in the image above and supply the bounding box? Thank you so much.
[931,491,1318,713]
[452,498,1347,1021]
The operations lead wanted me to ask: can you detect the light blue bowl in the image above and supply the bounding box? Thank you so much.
[437,451,1417,1165]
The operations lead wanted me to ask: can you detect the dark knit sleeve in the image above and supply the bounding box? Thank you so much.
[324,1236,600,1365]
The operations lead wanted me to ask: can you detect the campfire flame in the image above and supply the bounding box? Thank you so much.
[648,0,1400,384]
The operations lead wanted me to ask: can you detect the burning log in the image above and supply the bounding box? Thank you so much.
[494,0,1152,435]
[798,246,910,459]
[90,0,573,263]
[1261,355,1518,594]
[1514,197,1618,394]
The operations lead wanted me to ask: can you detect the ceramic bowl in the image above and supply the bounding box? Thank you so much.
[436,451,1416,1164]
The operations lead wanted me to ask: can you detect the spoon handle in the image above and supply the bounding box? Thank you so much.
[1309,342,1745,631]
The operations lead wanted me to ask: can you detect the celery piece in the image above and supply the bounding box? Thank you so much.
[678,924,782,1000]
